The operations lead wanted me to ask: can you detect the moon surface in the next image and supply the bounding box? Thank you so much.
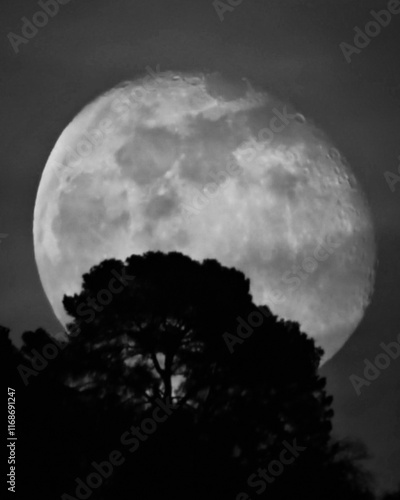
[33,72,376,362]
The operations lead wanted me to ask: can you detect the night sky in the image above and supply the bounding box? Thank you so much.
[1,0,399,492]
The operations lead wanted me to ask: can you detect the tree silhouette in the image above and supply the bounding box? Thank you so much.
[61,253,331,444]
[61,252,255,412]
[3,251,378,499]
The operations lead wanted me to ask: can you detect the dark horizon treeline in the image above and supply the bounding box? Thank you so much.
[3,251,399,500]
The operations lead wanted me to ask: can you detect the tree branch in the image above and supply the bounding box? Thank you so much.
[151,351,164,377]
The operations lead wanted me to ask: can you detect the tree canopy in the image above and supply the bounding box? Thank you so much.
[3,252,380,499]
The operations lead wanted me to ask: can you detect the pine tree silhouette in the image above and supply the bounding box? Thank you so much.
[3,251,378,499]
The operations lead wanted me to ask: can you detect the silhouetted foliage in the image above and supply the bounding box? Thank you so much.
[2,251,379,499]
[382,488,400,500]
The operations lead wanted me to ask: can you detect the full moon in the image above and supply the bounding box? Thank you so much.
[33,72,376,362]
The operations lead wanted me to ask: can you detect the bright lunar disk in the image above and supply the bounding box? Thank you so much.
[34,72,376,363]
